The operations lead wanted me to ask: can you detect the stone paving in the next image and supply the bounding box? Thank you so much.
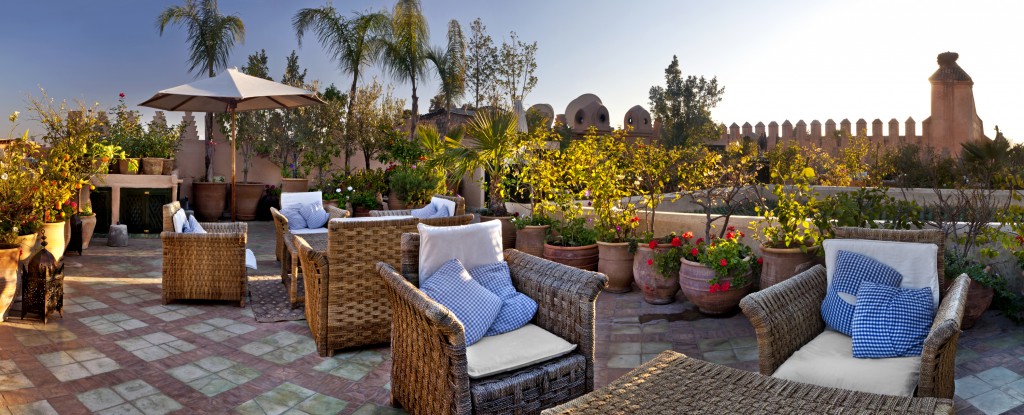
[0,221,1021,414]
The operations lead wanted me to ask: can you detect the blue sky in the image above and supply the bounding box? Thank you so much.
[3,0,1022,141]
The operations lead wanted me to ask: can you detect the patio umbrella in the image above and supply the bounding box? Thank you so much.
[140,67,324,221]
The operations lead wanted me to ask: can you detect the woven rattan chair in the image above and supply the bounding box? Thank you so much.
[301,217,420,356]
[376,233,607,415]
[370,195,470,226]
[270,204,349,282]
[270,191,349,262]
[740,227,971,399]
[160,202,248,306]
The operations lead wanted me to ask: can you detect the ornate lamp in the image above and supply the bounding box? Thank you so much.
[20,232,64,323]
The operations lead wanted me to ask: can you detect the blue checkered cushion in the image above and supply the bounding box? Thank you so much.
[821,250,903,336]
[420,258,503,346]
[185,215,207,234]
[411,203,438,219]
[851,280,935,358]
[299,202,329,229]
[469,262,537,336]
[431,204,451,218]
[281,207,307,230]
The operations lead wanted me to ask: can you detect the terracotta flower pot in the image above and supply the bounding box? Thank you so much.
[543,243,598,271]
[234,182,265,221]
[515,225,549,258]
[322,200,339,210]
[353,206,372,217]
[16,234,38,261]
[64,220,71,247]
[80,214,97,250]
[633,244,678,304]
[0,245,18,321]
[141,158,164,175]
[962,279,994,329]
[481,216,517,250]
[388,191,407,210]
[118,158,139,175]
[281,178,309,193]
[759,244,819,289]
[42,221,66,260]
[679,258,752,315]
[193,182,227,222]
[598,241,634,293]
[162,158,174,175]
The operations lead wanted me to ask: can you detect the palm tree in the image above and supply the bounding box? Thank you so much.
[157,0,245,181]
[425,19,466,134]
[442,109,519,215]
[293,5,388,171]
[381,0,429,138]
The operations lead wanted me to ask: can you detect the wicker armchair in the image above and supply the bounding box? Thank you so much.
[270,191,349,261]
[376,233,607,415]
[300,217,420,356]
[160,202,248,306]
[271,204,349,282]
[371,195,469,226]
[739,227,971,399]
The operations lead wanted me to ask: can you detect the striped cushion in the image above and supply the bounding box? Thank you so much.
[411,203,438,219]
[821,250,903,336]
[299,202,329,229]
[281,207,307,230]
[851,281,935,358]
[470,262,537,336]
[420,259,503,346]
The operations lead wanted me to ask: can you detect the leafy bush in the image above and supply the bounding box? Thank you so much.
[388,165,439,207]
[814,187,923,239]
[548,217,596,247]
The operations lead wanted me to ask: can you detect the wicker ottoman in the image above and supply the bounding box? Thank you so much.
[542,351,954,415]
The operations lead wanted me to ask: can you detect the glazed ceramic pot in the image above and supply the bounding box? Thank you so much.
[41,221,66,260]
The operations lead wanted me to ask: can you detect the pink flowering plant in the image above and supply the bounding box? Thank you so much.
[652,227,757,291]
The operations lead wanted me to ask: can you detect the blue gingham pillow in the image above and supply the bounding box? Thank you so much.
[420,259,503,346]
[431,204,451,218]
[281,207,307,230]
[821,250,903,336]
[185,215,207,234]
[469,262,537,336]
[411,203,438,219]
[300,202,330,229]
[851,281,935,358]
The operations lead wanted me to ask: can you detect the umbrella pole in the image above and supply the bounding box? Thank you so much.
[230,109,237,222]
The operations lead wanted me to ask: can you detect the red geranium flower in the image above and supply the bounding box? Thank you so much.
[648,240,658,249]
[671,237,681,247]
[727,226,735,231]
[682,231,693,240]
[696,238,704,245]
[757,257,764,265]
[722,281,731,291]
[709,283,721,293]
[726,232,734,240]
[690,247,699,257]
[647,259,654,266]
[631,216,640,223]
[719,258,728,267]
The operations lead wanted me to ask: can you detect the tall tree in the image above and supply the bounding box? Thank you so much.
[293,5,387,170]
[348,79,406,169]
[157,0,245,181]
[425,19,466,133]
[495,31,538,108]
[465,18,497,109]
[648,55,725,148]
[233,49,271,183]
[271,51,314,178]
[381,0,429,138]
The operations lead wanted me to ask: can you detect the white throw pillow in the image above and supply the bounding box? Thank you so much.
[823,239,940,309]
[418,221,503,283]
[431,196,457,217]
[772,329,921,397]
[466,323,577,379]
[172,209,187,233]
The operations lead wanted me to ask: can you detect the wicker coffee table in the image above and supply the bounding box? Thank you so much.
[542,351,954,414]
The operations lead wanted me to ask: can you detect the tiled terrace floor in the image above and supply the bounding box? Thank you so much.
[1,221,1022,414]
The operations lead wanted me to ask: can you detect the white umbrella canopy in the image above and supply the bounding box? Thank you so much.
[140,67,325,221]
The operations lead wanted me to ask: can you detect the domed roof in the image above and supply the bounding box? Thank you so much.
[929,52,972,83]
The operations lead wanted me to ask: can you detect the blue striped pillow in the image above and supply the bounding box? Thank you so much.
[851,281,935,358]
[420,259,503,346]
[821,250,903,336]
[299,202,329,229]
[281,207,307,230]
[469,262,537,336]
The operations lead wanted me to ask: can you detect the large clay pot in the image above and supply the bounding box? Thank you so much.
[759,245,819,289]
[281,178,309,193]
[80,214,97,250]
[679,258,753,314]
[598,241,634,293]
[962,279,994,329]
[353,206,371,217]
[64,220,71,247]
[162,158,174,175]
[193,182,227,222]
[322,200,339,210]
[481,216,516,250]
[234,182,265,221]
[515,225,549,258]
[388,191,407,210]
[0,245,18,321]
[118,158,139,175]
[41,221,66,260]
[16,234,38,261]
[633,244,679,304]
[543,243,598,271]
[141,158,164,175]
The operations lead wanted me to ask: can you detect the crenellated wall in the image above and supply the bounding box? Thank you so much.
[715,117,923,154]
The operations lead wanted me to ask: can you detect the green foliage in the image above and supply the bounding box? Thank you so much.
[465,18,499,109]
[223,49,274,182]
[0,124,39,246]
[379,134,425,166]
[425,19,466,128]
[350,80,407,170]
[349,190,381,209]
[625,138,685,242]
[753,167,820,249]
[441,108,521,215]
[813,187,923,239]
[142,115,184,159]
[648,55,724,148]
[495,31,538,108]
[653,231,755,289]
[766,132,879,187]
[387,165,439,207]
[509,214,554,230]
[105,94,146,158]
[945,250,1024,324]
[679,142,762,241]
[381,0,430,137]
[549,217,596,247]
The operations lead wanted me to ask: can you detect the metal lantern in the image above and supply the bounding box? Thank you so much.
[20,233,64,323]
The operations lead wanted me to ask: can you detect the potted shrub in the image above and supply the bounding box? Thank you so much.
[544,217,598,271]
[388,165,439,210]
[106,93,143,175]
[143,114,184,175]
[626,141,685,301]
[0,122,39,319]
[752,167,821,289]
[660,229,757,314]
[348,190,381,217]
[510,213,554,258]
[636,234,683,304]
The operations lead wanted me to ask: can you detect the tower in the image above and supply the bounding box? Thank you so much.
[923,52,986,155]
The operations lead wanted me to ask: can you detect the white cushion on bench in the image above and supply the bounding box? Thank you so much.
[772,329,921,396]
[466,323,576,379]
[281,191,323,211]
[289,227,328,235]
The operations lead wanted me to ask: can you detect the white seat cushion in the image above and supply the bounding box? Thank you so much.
[289,227,328,235]
[466,324,577,379]
[772,329,921,396]
[418,221,504,282]
[824,239,940,309]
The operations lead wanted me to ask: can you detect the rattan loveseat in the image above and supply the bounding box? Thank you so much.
[376,233,607,415]
[370,195,472,226]
[160,202,247,306]
[740,227,970,399]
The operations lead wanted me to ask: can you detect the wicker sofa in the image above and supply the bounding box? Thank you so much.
[370,195,472,226]
[376,232,607,415]
[739,227,971,399]
[270,191,349,262]
[160,202,248,306]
